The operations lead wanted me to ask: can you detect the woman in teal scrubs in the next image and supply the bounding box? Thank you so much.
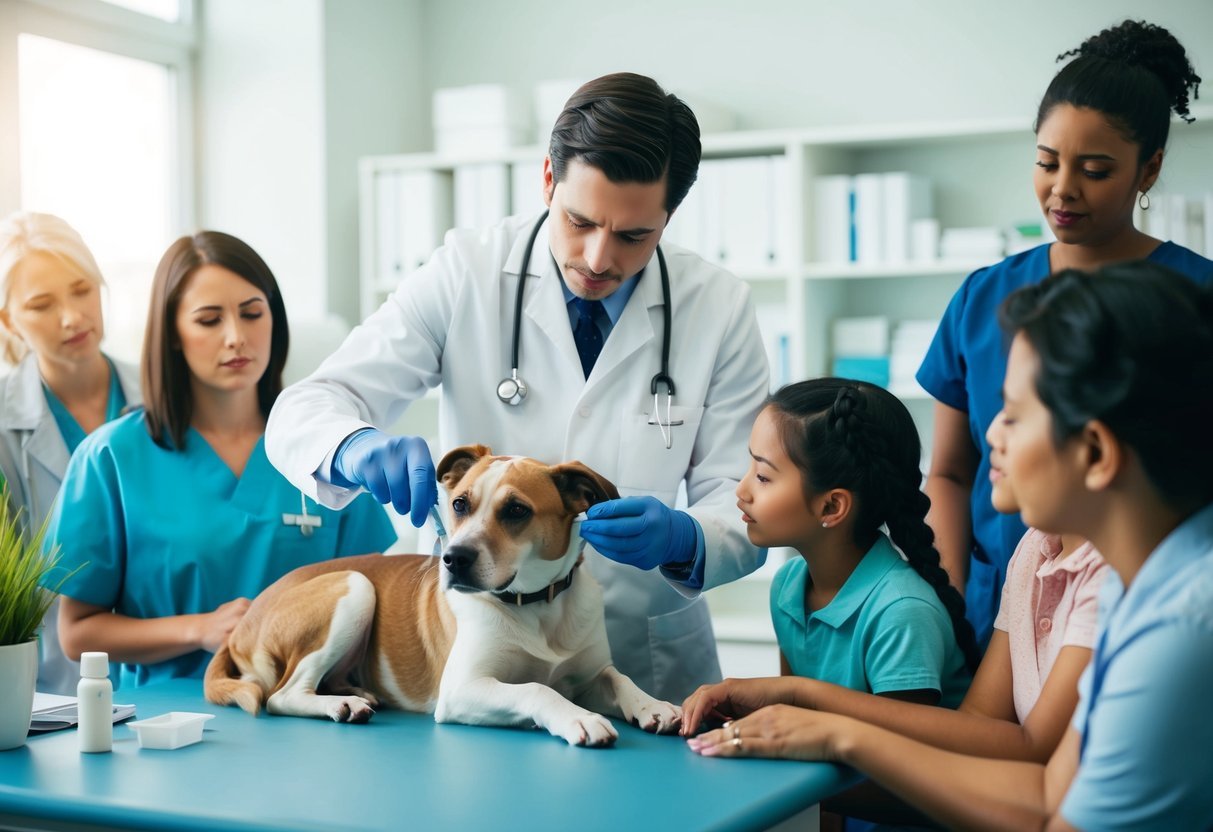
[45,231,396,689]
[0,211,141,694]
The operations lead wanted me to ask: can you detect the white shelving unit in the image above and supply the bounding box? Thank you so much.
[359,108,1213,676]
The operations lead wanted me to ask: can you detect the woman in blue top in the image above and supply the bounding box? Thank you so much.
[917,20,1212,646]
[0,212,141,694]
[45,231,395,689]
[689,263,1213,831]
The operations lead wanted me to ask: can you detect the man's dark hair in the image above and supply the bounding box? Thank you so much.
[549,72,701,214]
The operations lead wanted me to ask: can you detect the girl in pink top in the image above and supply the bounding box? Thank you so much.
[993,529,1106,724]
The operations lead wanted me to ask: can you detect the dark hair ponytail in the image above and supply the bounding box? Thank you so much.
[1035,19,1201,163]
[770,380,982,673]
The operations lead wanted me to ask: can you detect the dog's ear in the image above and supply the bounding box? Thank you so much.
[437,444,493,490]
[549,461,620,515]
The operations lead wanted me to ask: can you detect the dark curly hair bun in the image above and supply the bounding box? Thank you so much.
[1059,19,1201,122]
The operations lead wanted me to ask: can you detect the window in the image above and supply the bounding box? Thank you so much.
[0,0,195,363]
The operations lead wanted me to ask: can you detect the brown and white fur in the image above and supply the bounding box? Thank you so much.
[204,444,681,746]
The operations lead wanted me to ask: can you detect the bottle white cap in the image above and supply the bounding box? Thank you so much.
[80,652,110,678]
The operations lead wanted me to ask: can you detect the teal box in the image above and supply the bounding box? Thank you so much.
[831,356,890,387]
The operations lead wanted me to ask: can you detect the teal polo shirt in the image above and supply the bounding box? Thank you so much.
[770,534,970,707]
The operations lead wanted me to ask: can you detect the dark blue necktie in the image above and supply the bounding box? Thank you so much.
[572,298,605,378]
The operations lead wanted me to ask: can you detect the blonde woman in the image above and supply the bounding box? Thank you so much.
[0,211,141,694]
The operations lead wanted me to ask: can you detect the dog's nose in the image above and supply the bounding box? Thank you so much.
[443,545,478,573]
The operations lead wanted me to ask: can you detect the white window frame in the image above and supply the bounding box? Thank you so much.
[0,0,197,230]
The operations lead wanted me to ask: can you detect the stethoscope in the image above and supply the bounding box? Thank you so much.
[496,210,683,449]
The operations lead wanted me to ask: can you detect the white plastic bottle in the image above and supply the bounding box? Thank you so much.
[77,651,113,753]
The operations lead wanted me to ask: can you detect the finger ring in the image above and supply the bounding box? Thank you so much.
[722,720,733,731]
[732,724,741,740]
[731,736,742,749]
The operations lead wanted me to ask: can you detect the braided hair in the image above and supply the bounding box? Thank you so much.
[769,379,982,673]
[1036,19,1202,163]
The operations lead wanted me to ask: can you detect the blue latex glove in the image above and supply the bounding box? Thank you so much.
[579,496,698,571]
[331,428,436,527]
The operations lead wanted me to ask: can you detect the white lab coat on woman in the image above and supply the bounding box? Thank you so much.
[0,352,141,694]
[266,212,769,702]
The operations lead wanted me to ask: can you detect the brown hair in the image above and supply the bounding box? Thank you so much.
[548,72,701,214]
[142,231,289,449]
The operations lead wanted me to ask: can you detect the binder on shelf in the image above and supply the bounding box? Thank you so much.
[509,161,545,218]
[665,175,705,256]
[769,155,791,267]
[852,173,884,265]
[882,173,933,263]
[453,164,509,231]
[375,171,404,286]
[398,171,453,274]
[813,175,852,265]
[719,157,775,270]
[698,160,725,264]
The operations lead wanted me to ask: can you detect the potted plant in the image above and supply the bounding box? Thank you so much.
[0,484,69,751]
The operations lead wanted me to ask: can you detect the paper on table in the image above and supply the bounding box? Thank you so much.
[29,692,136,734]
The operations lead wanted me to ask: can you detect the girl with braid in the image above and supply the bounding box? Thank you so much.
[707,378,979,708]
[918,20,1211,648]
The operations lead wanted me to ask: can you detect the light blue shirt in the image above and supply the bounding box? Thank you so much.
[1061,502,1213,831]
[43,410,396,690]
[770,534,971,707]
[42,356,127,455]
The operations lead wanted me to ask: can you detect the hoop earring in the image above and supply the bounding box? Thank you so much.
[1138,191,1151,211]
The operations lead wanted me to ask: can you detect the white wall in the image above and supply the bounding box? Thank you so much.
[322,0,428,328]
[421,0,1213,130]
[196,0,1213,321]
[197,0,327,322]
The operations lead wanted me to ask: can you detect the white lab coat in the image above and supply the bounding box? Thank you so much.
[0,352,141,694]
[266,213,770,701]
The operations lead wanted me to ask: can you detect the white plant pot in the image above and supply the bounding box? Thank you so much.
[0,639,38,750]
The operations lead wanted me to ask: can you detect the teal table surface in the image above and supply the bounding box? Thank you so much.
[0,679,858,832]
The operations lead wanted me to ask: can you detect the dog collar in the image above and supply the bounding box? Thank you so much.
[493,560,580,607]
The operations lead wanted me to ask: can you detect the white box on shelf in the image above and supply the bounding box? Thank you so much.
[375,171,404,287]
[678,93,738,135]
[940,226,1004,261]
[882,173,933,263]
[853,173,885,265]
[433,84,530,154]
[813,174,853,264]
[533,78,582,144]
[833,316,889,357]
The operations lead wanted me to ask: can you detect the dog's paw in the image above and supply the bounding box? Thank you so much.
[554,713,618,747]
[325,696,376,724]
[631,699,682,734]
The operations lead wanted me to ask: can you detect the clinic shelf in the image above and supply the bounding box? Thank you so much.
[800,260,985,281]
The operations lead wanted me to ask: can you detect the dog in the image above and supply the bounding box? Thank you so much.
[204,444,682,746]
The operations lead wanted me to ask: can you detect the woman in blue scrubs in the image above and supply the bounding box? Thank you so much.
[0,212,141,694]
[916,20,1212,646]
[45,231,396,689]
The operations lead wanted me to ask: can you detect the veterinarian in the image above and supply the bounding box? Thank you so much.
[266,72,769,702]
